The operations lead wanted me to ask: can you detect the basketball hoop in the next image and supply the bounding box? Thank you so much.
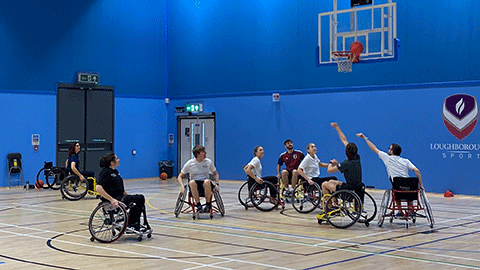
[332,51,353,73]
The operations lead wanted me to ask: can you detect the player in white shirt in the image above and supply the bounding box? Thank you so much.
[297,143,337,190]
[244,146,278,197]
[177,145,219,213]
[356,132,424,215]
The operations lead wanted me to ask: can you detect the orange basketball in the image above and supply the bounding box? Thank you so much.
[35,180,44,189]
[160,172,168,180]
[350,41,364,56]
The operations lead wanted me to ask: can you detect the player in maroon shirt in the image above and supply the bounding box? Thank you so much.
[277,139,305,191]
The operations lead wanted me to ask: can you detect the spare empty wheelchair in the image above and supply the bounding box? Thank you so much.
[89,200,152,243]
[378,177,434,228]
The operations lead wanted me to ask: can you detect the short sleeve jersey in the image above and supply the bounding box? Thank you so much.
[298,154,320,179]
[97,167,125,199]
[337,154,363,187]
[247,156,262,178]
[277,150,304,172]
[67,154,80,173]
[378,151,416,179]
[181,158,216,181]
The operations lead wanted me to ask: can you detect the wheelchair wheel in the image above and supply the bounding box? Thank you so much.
[325,190,362,229]
[213,188,225,216]
[89,202,128,243]
[419,189,434,228]
[291,181,321,213]
[45,167,65,190]
[60,175,89,201]
[35,168,49,189]
[378,189,391,227]
[174,188,187,217]
[250,181,279,212]
[358,192,377,226]
[238,182,252,210]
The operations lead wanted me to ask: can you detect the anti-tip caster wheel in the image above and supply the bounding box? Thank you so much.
[137,236,143,242]
[90,237,95,242]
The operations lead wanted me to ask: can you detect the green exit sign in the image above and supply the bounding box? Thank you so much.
[185,103,203,113]
[77,72,99,84]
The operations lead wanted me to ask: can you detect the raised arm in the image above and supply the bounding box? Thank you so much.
[356,133,380,155]
[330,122,348,146]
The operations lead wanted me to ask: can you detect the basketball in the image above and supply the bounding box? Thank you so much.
[35,180,44,189]
[160,172,168,180]
[350,41,364,56]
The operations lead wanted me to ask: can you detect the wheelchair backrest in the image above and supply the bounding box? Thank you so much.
[392,177,419,191]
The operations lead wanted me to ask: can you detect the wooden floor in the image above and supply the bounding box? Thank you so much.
[1,178,480,270]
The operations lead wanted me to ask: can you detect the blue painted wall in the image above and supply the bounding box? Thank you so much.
[168,84,480,195]
[167,0,480,96]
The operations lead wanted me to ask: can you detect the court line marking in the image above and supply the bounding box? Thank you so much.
[0,224,294,270]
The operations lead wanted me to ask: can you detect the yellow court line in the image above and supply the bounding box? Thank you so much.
[146,193,170,214]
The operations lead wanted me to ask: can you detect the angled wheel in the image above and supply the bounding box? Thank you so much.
[60,175,89,201]
[89,202,128,243]
[46,167,65,190]
[358,192,377,225]
[378,189,391,227]
[325,190,362,229]
[36,168,49,189]
[174,187,187,217]
[250,181,279,212]
[291,181,321,213]
[213,188,225,216]
[238,182,252,210]
[419,189,434,228]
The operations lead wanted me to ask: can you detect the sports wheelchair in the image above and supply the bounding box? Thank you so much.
[316,184,377,229]
[238,178,284,212]
[378,177,434,228]
[174,175,225,219]
[89,201,152,243]
[36,161,66,190]
[60,174,100,201]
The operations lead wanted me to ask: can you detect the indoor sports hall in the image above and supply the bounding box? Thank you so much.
[1,0,479,269]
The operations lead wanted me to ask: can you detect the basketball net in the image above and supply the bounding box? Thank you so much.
[332,51,353,73]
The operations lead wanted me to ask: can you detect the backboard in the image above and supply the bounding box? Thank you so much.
[318,0,398,65]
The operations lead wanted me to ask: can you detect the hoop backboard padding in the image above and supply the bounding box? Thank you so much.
[332,51,353,73]
[318,1,397,65]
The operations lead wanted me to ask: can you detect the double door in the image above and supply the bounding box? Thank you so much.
[177,114,215,175]
[56,83,114,178]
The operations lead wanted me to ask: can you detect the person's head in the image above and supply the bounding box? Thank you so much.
[254,146,264,159]
[284,139,293,150]
[67,143,81,156]
[345,142,358,160]
[389,143,402,156]
[192,145,206,159]
[99,153,119,168]
[306,143,317,155]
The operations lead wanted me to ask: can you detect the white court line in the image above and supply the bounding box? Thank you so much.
[0,223,294,270]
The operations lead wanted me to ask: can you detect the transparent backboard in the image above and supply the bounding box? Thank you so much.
[318,0,398,65]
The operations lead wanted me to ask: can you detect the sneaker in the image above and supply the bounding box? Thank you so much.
[203,204,211,213]
[395,212,405,217]
[196,204,203,213]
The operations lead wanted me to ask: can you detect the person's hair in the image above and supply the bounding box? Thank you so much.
[99,153,116,168]
[345,142,358,160]
[67,143,79,156]
[192,145,206,158]
[391,143,402,156]
[306,143,315,150]
[284,139,292,145]
[254,146,262,156]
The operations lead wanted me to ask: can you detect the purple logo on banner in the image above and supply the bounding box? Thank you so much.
[442,94,478,140]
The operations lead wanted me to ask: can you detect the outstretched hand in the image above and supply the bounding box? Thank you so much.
[330,122,338,128]
[356,133,366,139]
